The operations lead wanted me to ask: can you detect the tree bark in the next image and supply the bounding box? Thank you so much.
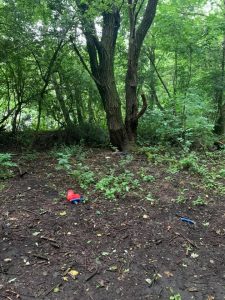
[74,0,158,149]
[74,2,128,150]
[125,0,158,142]
[148,46,164,110]
[214,2,225,135]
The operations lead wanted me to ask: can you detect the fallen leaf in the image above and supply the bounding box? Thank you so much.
[108,265,118,272]
[191,253,199,258]
[97,279,105,287]
[4,258,12,262]
[68,269,79,279]
[164,271,173,277]
[188,287,198,292]
[143,214,149,219]
[145,278,152,285]
[53,287,60,293]
[207,296,215,300]
[32,232,41,236]
[123,268,129,273]
[62,276,68,281]
[59,211,67,216]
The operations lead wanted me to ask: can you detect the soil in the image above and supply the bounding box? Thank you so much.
[0,148,225,300]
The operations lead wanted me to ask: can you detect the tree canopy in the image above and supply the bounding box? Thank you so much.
[0,0,224,149]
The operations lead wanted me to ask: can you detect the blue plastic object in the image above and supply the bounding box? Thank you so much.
[180,217,195,225]
[71,196,84,204]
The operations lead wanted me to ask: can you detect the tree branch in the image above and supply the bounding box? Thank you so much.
[137,93,148,119]
[136,0,158,55]
[70,36,101,86]
[148,53,172,99]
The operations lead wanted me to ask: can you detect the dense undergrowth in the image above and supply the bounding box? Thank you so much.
[1,142,222,205]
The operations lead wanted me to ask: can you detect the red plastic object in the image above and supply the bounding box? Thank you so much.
[67,189,81,202]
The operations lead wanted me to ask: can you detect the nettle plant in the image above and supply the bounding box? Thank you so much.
[0,153,17,179]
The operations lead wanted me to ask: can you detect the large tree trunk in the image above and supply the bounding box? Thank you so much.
[74,2,128,150]
[74,0,158,149]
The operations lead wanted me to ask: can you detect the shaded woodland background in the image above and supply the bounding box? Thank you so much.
[0,0,224,150]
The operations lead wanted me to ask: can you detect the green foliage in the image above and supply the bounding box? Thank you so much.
[138,168,155,182]
[0,183,5,191]
[0,0,224,149]
[219,169,225,178]
[70,163,95,189]
[178,153,206,174]
[0,153,17,179]
[176,189,187,204]
[96,170,140,199]
[145,192,157,205]
[169,293,182,300]
[192,196,206,206]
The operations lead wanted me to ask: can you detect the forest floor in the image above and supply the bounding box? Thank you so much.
[0,146,225,300]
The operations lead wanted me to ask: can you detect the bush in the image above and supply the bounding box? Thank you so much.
[138,90,214,149]
[0,153,17,179]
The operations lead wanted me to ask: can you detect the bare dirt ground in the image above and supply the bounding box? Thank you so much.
[0,148,225,300]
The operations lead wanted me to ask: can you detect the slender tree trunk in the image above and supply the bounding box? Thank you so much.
[214,3,225,135]
[52,74,74,129]
[11,102,22,134]
[125,0,158,143]
[88,88,95,123]
[75,89,84,126]
[148,46,163,110]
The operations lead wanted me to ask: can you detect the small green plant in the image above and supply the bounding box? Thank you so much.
[118,154,133,168]
[0,153,17,179]
[145,192,157,205]
[0,183,5,191]
[178,153,197,170]
[178,153,206,175]
[70,163,95,189]
[219,169,225,178]
[56,152,72,171]
[175,189,188,204]
[139,169,155,182]
[96,170,139,199]
[170,293,182,300]
[192,196,206,206]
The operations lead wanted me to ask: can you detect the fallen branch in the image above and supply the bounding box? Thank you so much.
[85,268,100,282]
[175,232,199,249]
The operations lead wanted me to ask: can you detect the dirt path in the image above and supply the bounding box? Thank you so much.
[0,150,225,300]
